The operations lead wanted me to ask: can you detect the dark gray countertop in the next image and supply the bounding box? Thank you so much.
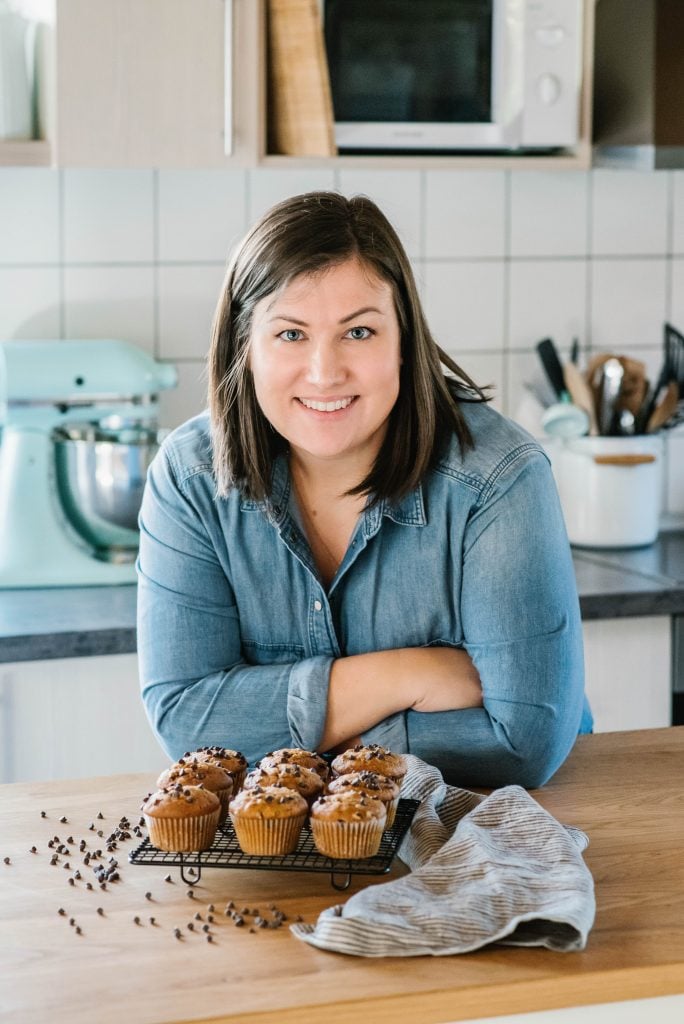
[2,531,684,663]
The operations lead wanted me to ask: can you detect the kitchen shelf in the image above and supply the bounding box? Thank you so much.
[0,140,51,166]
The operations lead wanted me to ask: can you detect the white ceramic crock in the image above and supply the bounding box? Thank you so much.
[546,435,664,549]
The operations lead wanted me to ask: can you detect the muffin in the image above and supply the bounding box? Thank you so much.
[327,769,400,829]
[257,747,329,782]
[183,746,248,792]
[309,790,387,859]
[229,785,308,855]
[331,743,407,788]
[244,763,324,806]
[142,784,220,852]
[157,762,233,824]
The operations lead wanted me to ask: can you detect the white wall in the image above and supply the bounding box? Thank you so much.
[1,165,683,513]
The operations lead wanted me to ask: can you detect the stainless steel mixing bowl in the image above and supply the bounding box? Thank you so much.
[53,422,164,562]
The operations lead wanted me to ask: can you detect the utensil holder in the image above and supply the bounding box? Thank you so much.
[546,436,664,548]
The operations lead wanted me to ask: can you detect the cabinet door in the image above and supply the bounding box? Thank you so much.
[0,654,167,783]
[582,617,671,732]
[55,0,232,167]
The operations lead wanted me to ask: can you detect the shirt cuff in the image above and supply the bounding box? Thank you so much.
[362,711,408,754]
[287,655,334,751]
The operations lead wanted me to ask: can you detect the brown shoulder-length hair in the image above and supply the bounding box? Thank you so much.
[209,191,490,504]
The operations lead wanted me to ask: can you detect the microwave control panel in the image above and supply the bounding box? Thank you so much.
[521,0,584,146]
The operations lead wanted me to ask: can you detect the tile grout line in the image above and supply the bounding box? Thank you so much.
[152,169,160,361]
[58,168,66,339]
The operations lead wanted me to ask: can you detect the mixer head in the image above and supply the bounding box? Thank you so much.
[0,339,178,427]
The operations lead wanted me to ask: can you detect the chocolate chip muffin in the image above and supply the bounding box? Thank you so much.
[244,763,324,806]
[229,785,308,855]
[257,747,329,782]
[157,762,233,824]
[330,743,407,788]
[142,784,220,852]
[327,769,401,828]
[183,746,248,792]
[309,790,386,859]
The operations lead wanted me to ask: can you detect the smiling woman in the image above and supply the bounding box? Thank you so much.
[136,191,592,787]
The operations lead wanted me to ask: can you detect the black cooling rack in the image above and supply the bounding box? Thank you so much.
[129,797,419,890]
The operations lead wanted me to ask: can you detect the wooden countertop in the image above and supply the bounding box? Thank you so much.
[1,728,683,1024]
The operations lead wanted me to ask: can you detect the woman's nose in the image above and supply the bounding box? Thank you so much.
[305,341,346,386]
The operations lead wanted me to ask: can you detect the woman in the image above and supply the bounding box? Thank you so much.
[137,191,592,788]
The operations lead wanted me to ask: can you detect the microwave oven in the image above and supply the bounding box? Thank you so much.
[319,0,584,153]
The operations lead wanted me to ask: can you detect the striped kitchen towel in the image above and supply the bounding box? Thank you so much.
[291,754,595,957]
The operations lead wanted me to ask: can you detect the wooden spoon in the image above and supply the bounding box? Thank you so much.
[564,361,599,435]
[646,380,679,432]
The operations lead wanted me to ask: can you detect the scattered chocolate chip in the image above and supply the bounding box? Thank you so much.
[96,831,103,838]
[193,912,202,921]
[68,878,75,886]
[201,923,210,933]
[164,874,173,883]
[66,836,74,845]
[86,882,93,891]
[75,926,82,935]
[149,917,156,926]
[50,855,58,866]
[240,906,249,915]
[63,862,70,870]
[58,908,66,916]
[206,934,213,943]
[99,882,107,890]
[73,871,81,880]
[3,857,10,865]
[234,916,244,927]
[207,904,215,912]
[41,811,47,818]
[187,922,194,931]
[88,823,95,831]
[249,927,256,934]
[145,892,152,901]
[187,890,194,899]
[97,907,104,916]
[207,914,214,923]
[29,846,37,854]
[173,928,182,939]
[59,816,67,824]
[294,914,303,922]
[133,916,141,925]
[68,918,75,926]
[226,900,235,911]
[97,812,104,820]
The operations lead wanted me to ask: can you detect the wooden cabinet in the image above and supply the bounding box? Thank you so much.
[1,0,594,171]
[0,654,167,784]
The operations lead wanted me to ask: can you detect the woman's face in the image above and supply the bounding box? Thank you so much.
[248,257,402,473]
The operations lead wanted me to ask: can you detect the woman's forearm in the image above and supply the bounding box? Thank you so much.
[318,647,482,752]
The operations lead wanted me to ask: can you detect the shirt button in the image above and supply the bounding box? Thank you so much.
[314,600,322,612]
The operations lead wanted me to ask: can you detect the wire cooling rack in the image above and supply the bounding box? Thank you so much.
[129,798,419,890]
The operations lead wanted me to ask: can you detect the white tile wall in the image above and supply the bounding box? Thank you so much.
[0,165,682,515]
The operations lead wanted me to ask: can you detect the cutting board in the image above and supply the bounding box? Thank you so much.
[267,0,337,156]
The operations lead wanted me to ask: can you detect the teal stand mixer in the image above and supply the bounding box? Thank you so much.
[0,340,177,588]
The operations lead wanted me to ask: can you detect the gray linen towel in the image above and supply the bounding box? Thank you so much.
[291,754,595,956]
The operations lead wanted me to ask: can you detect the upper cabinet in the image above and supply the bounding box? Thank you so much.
[1,0,595,171]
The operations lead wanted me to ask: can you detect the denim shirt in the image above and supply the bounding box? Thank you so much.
[137,402,592,788]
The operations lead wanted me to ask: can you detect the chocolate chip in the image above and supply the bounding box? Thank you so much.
[133,916,141,925]
[164,874,173,883]
[187,922,194,931]
[149,917,156,926]
[187,890,194,899]
[41,811,47,818]
[68,878,75,886]
[97,908,104,916]
[234,916,244,927]
[206,934,213,943]
[59,816,67,824]
[68,918,75,926]
[173,928,182,939]
[29,846,37,854]
[207,914,214,923]
[207,904,215,912]
[58,908,66,916]
[75,926,82,935]
[3,857,10,865]
[145,892,152,901]
[67,836,74,845]
[97,812,104,819]
[201,924,210,933]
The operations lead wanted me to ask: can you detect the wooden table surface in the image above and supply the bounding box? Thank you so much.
[1,728,683,1024]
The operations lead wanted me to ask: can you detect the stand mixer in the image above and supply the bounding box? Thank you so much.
[0,340,177,587]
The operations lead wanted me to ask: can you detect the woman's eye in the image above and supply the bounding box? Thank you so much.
[279,329,304,342]
[347,326,373,340]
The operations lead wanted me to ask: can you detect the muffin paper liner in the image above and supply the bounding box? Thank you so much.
[310,818,385,859]
[383,795,400,830]
[145,808,220,852]
[229,812,307,855]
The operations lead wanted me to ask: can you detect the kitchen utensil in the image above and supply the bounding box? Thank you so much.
[541,395,589,440]
[546,435,663,548]
[646,380,680,433]
[570,337,580,365]
[0,340,177,588]
[563,360,599,435]
[597,357,624,435]
[53,423,165,558]
[535,337,567,399]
